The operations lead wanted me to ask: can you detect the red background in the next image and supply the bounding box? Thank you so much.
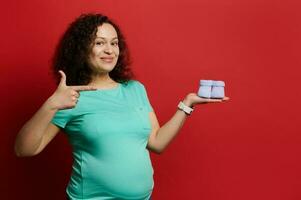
[2,0,301,199]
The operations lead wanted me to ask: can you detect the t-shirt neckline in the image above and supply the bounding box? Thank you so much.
[95,83,121,91]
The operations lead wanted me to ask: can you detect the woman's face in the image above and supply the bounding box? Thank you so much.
[88,23,120,74]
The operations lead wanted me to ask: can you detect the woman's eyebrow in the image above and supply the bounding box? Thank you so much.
[96,37,118,40]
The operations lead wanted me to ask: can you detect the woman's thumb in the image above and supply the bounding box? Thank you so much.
[58,70,67,87]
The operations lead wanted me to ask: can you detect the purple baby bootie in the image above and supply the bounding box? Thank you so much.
[211,81,225,99]
[198,80,213,98]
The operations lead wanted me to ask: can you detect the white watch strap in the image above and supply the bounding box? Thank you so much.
[178,101,194,115]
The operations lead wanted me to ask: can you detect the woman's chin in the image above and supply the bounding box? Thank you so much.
[94,67,115,74]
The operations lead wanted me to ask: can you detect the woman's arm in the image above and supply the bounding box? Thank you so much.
[147,93,229,154]
[14,71,96,157]
[14,100,60,157]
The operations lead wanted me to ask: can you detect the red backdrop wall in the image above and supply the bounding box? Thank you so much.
[2,0,301,199]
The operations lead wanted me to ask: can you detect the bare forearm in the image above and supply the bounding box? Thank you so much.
[154,110,188,152]
[15,97,58,156]
[154,99,192,153]
[152,92,229,154]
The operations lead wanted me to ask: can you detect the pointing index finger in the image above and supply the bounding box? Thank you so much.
[70,85,98,91]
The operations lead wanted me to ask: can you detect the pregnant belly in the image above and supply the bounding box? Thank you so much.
[77,150,154,199]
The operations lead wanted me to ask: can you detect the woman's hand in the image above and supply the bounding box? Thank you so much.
[182,93,230,107]
[46,70,97,110]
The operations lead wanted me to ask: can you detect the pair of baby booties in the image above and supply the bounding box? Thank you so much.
[198,80,225,99]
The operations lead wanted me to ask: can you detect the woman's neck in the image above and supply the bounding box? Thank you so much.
[89,73,118,89]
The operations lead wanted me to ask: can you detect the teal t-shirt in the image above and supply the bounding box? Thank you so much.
[51,80,154,200]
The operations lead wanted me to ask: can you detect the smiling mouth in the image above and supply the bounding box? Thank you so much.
[100,57,114,63]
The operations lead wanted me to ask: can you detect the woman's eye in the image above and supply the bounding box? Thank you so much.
[96,41,105,45]
[112,42,118,46]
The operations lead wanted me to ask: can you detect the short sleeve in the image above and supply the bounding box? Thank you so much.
[51,108,73,129]
[136,81,154,112]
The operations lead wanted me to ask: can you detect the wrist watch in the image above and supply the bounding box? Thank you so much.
[177,101,194,115]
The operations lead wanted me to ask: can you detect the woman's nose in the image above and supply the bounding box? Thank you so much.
[104,44,113,54]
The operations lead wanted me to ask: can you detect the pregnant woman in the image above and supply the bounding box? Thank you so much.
[14,13,229,200]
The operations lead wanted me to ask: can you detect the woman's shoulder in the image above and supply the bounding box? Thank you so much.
[123,79,145,88]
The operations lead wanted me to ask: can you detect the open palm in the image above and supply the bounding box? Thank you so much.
[185,93,230,107]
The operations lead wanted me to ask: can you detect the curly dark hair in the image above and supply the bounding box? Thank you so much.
[51,13,134,86]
